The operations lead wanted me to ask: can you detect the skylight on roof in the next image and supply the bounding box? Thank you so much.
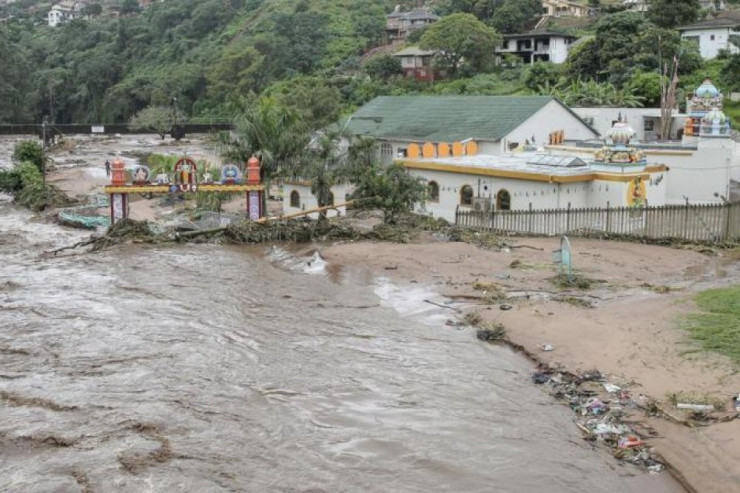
[527,154,587,167]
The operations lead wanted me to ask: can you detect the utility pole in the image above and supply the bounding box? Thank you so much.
[48,82,55,125]
[42,116,49,206]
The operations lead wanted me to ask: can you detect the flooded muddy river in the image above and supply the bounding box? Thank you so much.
[0,197,680,492]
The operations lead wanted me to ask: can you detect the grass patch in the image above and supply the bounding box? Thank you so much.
[471,281,507,303]
[556,296,594,308]
[552,273,593,290]
[682,286,740,365]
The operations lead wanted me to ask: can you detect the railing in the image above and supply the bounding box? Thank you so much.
[455,202,740,243]
[0,122,234,137]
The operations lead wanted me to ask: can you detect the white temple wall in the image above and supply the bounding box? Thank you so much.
[658,143,733,204]
[281,183,352,219]
[503,100,600,152]
[409,169,574,221]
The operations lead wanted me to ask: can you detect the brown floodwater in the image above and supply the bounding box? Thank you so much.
[0,197,684,492]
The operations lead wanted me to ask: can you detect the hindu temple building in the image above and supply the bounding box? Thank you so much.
[387,115,667,222]
[551,79,738,205]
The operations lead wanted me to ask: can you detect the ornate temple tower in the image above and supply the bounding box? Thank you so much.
[591,117,647,173]
[683,78,725,145]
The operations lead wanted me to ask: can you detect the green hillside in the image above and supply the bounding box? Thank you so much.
[0,0,738,128]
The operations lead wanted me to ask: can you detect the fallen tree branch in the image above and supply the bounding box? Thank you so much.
[424,299,460,312]
[49,236,102,255]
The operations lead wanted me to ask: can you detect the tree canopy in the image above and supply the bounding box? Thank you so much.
[646,0,700,28]
[419,13,501,77]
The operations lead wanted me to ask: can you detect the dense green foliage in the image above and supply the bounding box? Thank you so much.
[565,12,702,86]
[438,0,543,34]
[12,141,44,172]
[646,0,700,29]
[0,0,736,127]
[419,13,501,76]
[0,161,69,211]
[351,162,426,223]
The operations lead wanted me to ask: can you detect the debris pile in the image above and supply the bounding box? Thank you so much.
[530,365,666,474]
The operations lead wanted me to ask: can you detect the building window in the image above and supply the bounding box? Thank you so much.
[328,192,335,206]
[710,34,715,41]
[644,119,655,131]
[381,142,393,156]
[460,185,473,206]
[428,181,439,202]
[290,190,300,208]
[497,189,511,211]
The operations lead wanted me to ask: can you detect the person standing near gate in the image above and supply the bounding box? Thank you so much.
[105,160,111,177]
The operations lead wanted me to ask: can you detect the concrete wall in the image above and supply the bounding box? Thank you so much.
[281,183,353,219]
[662,139,736,204]
[549,37,570,64]
[410,168,668,223]
[681,27,739,59]
[572,108,686,142]
[548,141,736,205]
[503,100,599,151]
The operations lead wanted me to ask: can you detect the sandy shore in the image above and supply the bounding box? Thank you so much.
[322,238,740,493]
[9,134,738,492]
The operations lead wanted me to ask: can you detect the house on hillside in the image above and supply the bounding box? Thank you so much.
[542,0,589,17]
[392,46,438,81]
[700,0,726,10]
[342,96,600,166]
[495,31,577,64]
[678,12,740,59]
[385,5,439,44]
[623,0,649,12]
[48,1,83,27]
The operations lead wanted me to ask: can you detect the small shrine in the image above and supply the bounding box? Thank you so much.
[683,79,729,139]
[592,116,646,168]
[104,156,265,224]
[698,107,731,137]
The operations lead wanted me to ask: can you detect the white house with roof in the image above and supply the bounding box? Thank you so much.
[542,0,589,17]
[48,1,82,27]
[678,13,740,59]
[496,31,577,65]
[342,95,600,165]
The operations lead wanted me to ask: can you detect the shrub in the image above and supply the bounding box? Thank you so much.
[12,140,44,172]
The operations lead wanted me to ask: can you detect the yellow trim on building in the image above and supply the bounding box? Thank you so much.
[545,144,693,157]
[399,160,658,183]
[643,149,693,156]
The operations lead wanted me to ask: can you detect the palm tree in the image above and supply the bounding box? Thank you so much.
[217,96,309,210]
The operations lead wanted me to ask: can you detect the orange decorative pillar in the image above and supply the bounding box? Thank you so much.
[111,159,126,186]
[109,159,128,225]
[246,155,262,220]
